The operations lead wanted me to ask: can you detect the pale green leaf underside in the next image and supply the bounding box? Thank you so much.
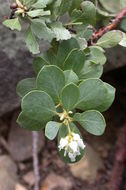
[97,30,122,48]
[27,9,51,17]
[3,18,21,31]
[32,0,53,8]
[45,121,61,140]
[31,19,54,42]
[99,0,126,13]
[25,27,40,54]
[51,21,71,41]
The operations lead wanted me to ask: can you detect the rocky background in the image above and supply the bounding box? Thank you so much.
[0,1,126,190]
[0,0,50,116]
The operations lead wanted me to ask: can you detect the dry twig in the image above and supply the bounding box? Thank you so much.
[32,132,40,190]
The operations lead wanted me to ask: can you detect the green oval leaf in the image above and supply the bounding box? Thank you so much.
[27,9,51,17]
[32,0,53,8]
[50,21,71,41]
[63,49,85,75]
[76,78,107,111]
[99,0,124,13]
[45,121,61,140]
[31,19,54,42]
[58,0,73,16]
[17,111,46,131]
[61,83,79,111]
[88,46,106,65]
[119,33,126,47]
[96,30,123,48]
[69,0,83,13]
[64,70,79,85]
[56,38,79,68]
[79,61,103,79]
[25,0,36,7]
[37,65,65,104]
[74,110,106,136]
[25,27,40,54]
[3,18,21,31]
[94,82,116,112]
[81,1,96,25]
[16,78,36,98]
[32,54,50,75]
[21,90,56,122]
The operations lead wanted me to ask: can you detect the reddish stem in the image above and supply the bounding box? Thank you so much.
[91,8,126,43]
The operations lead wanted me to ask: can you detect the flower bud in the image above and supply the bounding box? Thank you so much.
[10,3,18,9]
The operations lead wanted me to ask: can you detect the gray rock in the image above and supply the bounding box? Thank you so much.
[104,46,126,72]
[0,155,17,190]
[0,155,17,180]
[41,173,73,190]
[8,111,45,161]
[0,50,33,117]
[0,169,16,190]
[15,183,27,190]
[0,0,49,117]
[70,144,104,182]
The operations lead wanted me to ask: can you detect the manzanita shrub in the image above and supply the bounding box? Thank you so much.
[3,0,126,163]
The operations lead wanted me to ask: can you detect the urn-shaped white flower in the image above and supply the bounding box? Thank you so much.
[58,132,85,162]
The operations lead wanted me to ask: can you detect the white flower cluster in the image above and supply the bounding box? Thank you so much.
[58,133,85,162]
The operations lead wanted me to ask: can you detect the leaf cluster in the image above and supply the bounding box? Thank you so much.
[16,38,116,163]
[3,0,126,163]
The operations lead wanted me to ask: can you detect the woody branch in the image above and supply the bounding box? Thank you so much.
[91,7,126,44]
